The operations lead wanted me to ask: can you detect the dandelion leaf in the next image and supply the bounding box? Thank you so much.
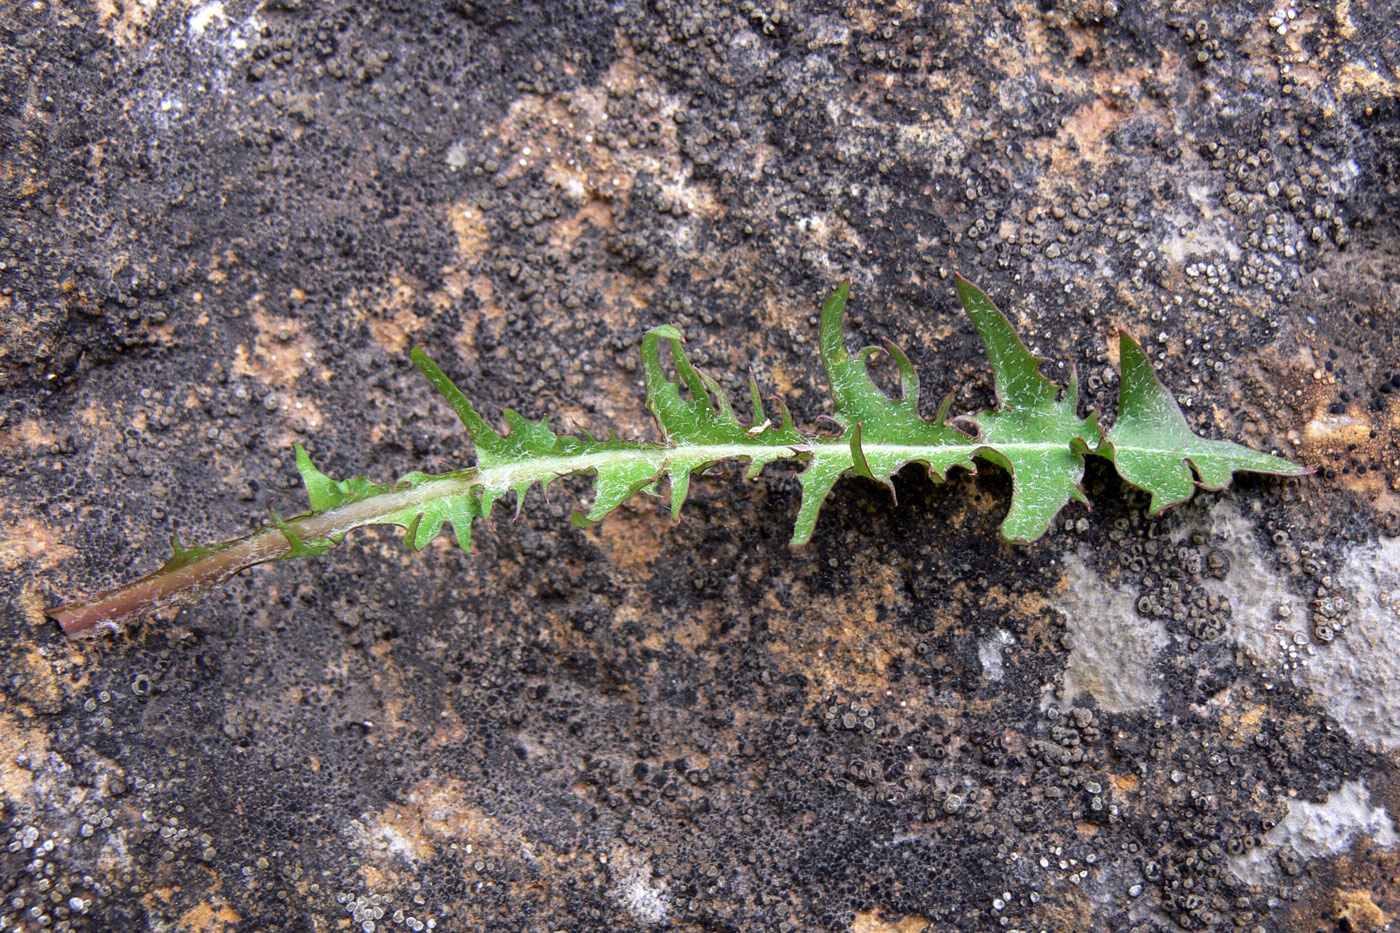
[50,276,1311,639]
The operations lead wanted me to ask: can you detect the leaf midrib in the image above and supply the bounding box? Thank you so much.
[209,433,1221,552]
[477,437,1092,485]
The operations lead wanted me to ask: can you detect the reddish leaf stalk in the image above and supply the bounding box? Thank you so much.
[50,528,290,638]
[49,472,481,638]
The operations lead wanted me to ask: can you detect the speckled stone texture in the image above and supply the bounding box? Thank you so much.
[3,1,1399,931]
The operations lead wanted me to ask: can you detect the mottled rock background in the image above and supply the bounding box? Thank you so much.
[3,1,1399,931]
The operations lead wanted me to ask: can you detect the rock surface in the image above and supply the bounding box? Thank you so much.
[2,1,1398,930]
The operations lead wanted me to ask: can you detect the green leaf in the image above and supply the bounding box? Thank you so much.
[412,347,660,533]
[362,471,484,550]
[816,281,969,455]
[955,275,1102,542]
[1103,331,1310,514]
[295,443,462,549]
[409,347,503,454]
[269,510,337,558]
[50,278,1310,638]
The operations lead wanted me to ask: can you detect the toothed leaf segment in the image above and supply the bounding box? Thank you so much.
[52,277,1308,636]
[1103,332,1307,514]
[793,281,978,544]
[953,277,1104,542]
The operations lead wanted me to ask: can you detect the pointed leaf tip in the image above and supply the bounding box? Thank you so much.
[295,443,339,513]
[1106,330,1309,514]
[410,347,501,452]
[956,276,1062,410]
[269,510,336,559]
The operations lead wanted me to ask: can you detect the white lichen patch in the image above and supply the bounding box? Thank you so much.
[1299,534,1400,751]
[188,2,227,37]
[978,629,1013,683]
[1204,501,1400,752]
[1228,780,1398,884]
[611,858,670,926]
[1200,501,1308,674]
[345,814,429,867]
[1049,550,1168,712]
[444,140,469,170]
[370,821,424,866]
